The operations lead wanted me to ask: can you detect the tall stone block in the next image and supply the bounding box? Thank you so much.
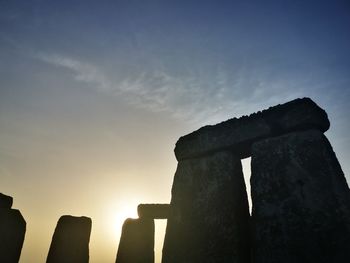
[116,218,154,263]
[251,129,350,263]
[47,215,92,263]
[0,194,26,263]
[162,151,250,263]
[0,193,13,209]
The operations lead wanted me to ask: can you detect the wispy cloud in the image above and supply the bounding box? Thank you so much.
[36,53,112,91]
[35,53,241,124]
[34,52,327,126]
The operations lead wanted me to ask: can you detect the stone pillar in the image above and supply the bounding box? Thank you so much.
[116,218,154,263]
[251,129,350,263]
[162,151,250,263]
[47,215,92,263]
[0,193,26,263]
[0,193,13,209]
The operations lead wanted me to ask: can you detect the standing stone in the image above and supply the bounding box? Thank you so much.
[162,151,250,263]
[251,129,350,263]
[0,210,26,263]
[0,193,13,209]
[116,218,154,263]
[0,194,26,263]
[47,215,92,263]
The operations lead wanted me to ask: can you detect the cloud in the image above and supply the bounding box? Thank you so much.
[34,53,236,124]
[34,52,326,127]
[35,53,112,91]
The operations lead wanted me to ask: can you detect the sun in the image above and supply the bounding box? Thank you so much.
[106,202,139,238]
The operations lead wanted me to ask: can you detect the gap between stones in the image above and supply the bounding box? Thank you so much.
[242,157,252,215]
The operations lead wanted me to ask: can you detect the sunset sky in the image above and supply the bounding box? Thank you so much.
[1,0,349,262]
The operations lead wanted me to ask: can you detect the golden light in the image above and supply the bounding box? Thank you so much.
[104,198,140,240]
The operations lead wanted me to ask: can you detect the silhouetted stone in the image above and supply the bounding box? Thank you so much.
[175,98,329,160]
[0,193,13,209]
[162,151,250,263]
[251,129,350,263]
[47,215,92,263]
[138,204,170,219]
[116,218,154,263]
[0,195,26,263]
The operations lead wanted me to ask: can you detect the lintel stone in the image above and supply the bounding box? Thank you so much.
[137,204,170,219]
[175,98,329,161]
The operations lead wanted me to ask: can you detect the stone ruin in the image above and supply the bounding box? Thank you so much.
[116,218,154,263]
[46,215,92,263]
[0,193,26,263]
[1,98,350,262]
[116,204,171,263]
[0,192,92,263]
[116,98,350,263]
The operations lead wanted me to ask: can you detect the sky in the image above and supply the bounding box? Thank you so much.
[0,0,349,262]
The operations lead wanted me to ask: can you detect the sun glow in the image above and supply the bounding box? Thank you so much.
[104,200,140,240]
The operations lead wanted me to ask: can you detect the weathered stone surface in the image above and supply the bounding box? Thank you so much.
[251,129,350,263]
[0,193,13,209]
[162,151,250,263]
[175,98,329,161]
[116,218,154,263]
[0,208,26,262]
[0,194,26,261]
[138,204,170,219]
[46,215,92,263]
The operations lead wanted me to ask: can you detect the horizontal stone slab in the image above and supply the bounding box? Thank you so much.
[175,98,330,160]
[137,204,170,219]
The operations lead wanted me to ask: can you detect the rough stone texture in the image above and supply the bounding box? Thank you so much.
[162,151,250,263]
[46,215,92,263]
[0,207,26,263]
[251,129,350,263]
[0,193,13,209]
[175,98,329,161]
[138,204,170,219]
[116,218,154,263]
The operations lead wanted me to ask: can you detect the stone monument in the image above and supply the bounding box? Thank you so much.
[162,98,350,263]
[46,215,92,263]
[0,193,26,263]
